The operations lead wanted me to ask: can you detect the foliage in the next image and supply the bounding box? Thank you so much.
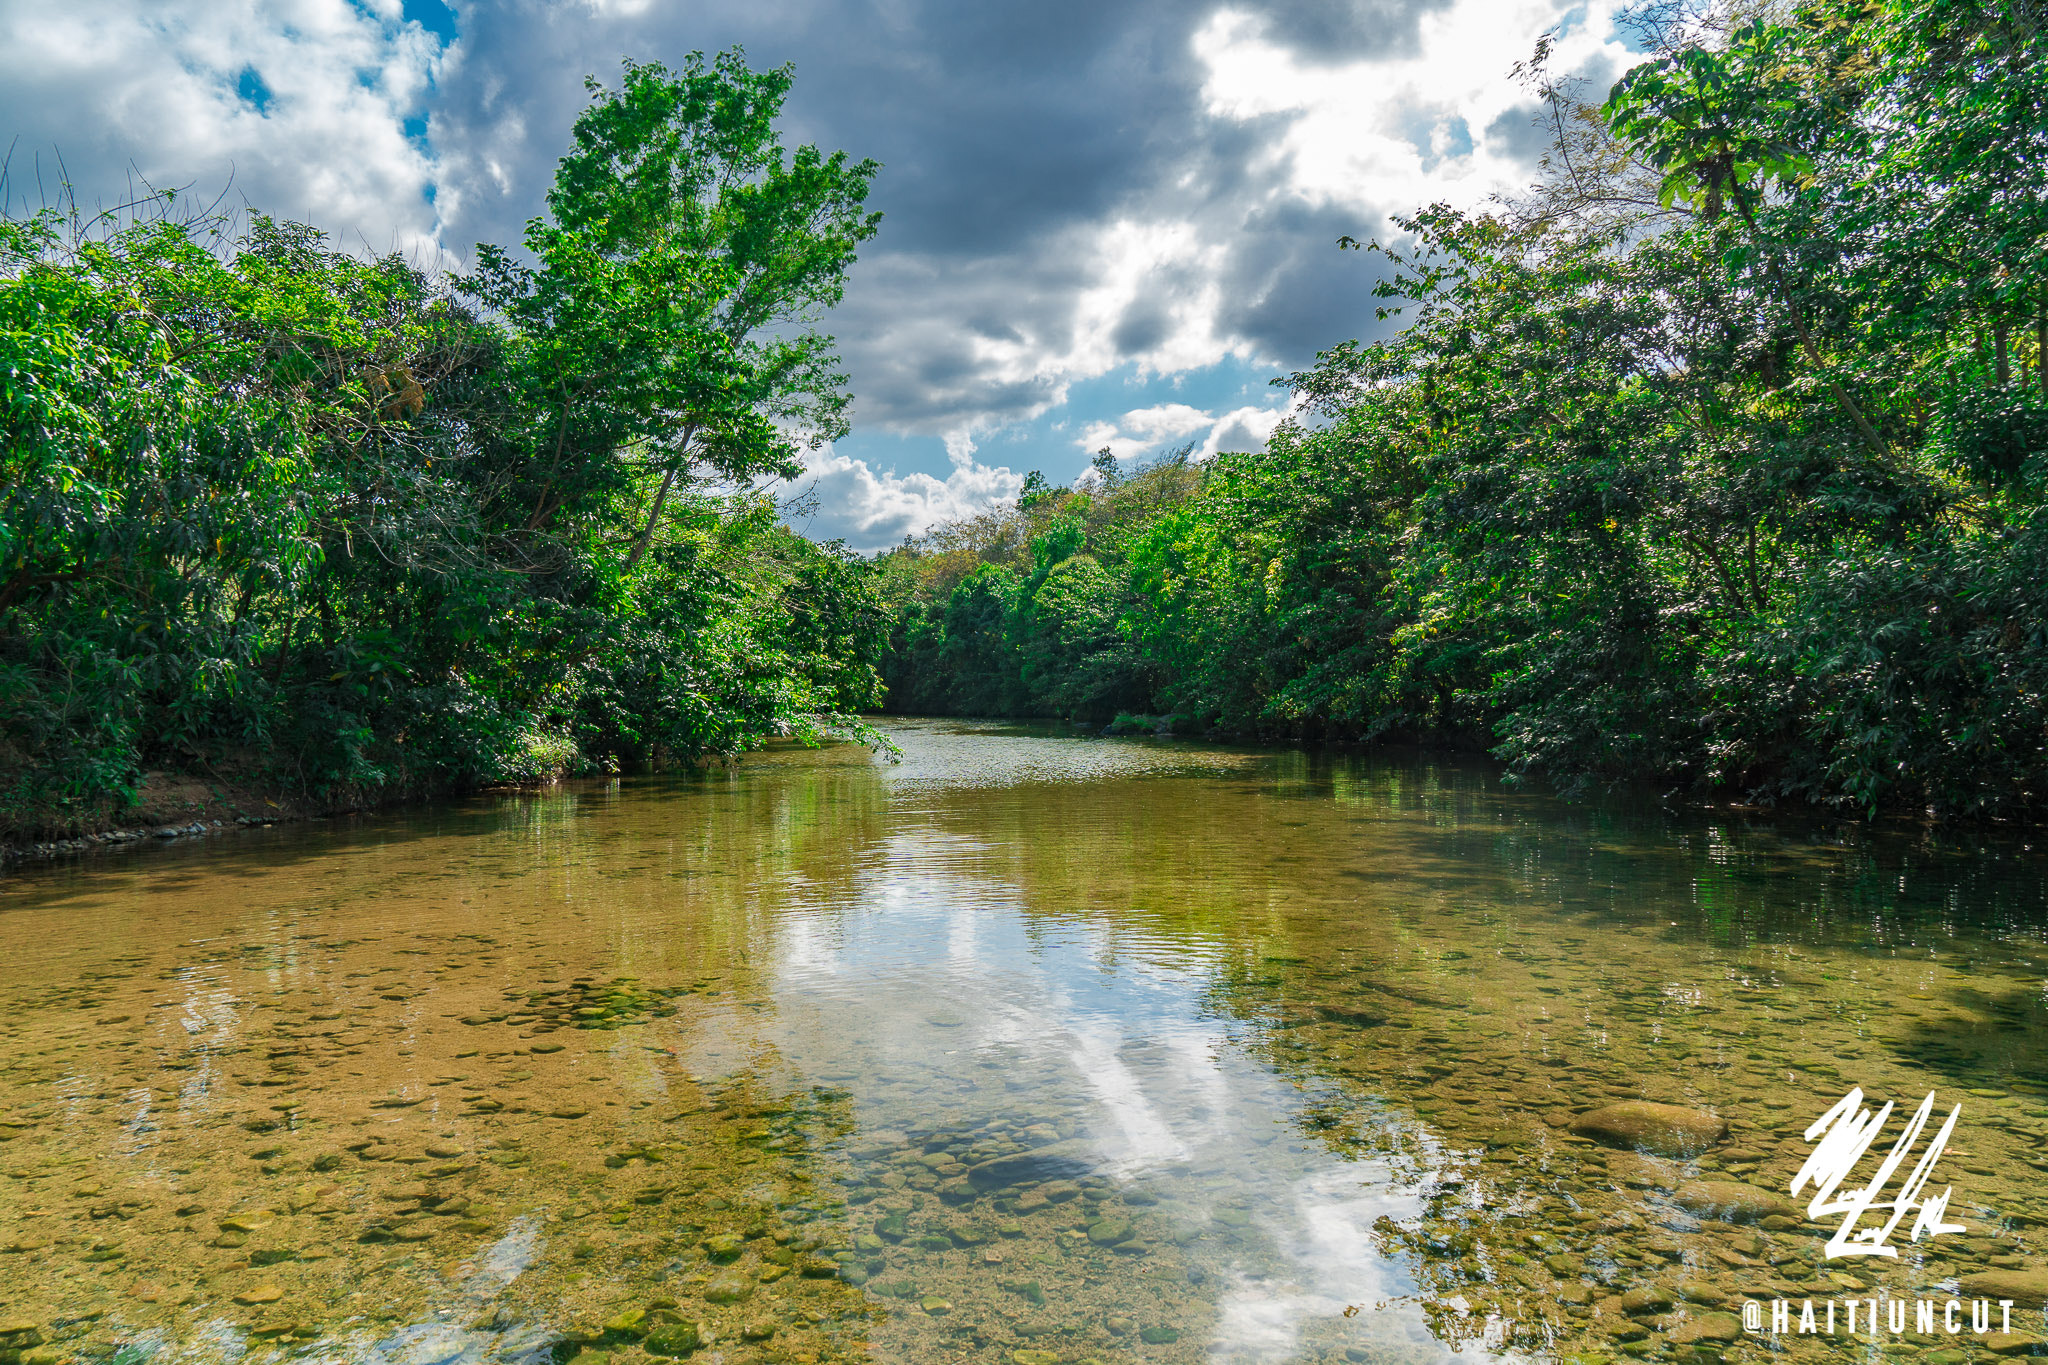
[873,448,1199,720]
[0,50,888,840]
[878,0,2048,816]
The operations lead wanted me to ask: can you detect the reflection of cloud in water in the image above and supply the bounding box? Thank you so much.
[753,824,1515,1365]
[1210,1164,1422,1363]
[315,1218,553,1365]
[1069,1024,1190,1171]
[876,719,1263,791]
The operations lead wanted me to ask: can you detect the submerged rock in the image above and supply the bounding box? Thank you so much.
[1570,1103,1727,1158]
[1669,1312,1743,1344]
[968,1141,1096,1190]
[1672,1181,1795,1224]
[1986,1333,2048,1356]
[1961,1270,2048,1307]
[704,1276,753,1304]
[643,1321,704,1357]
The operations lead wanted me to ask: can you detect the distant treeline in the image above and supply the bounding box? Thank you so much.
[877,0,2048,817]
[0,53,890,839]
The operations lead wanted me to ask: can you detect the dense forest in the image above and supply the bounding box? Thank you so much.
[0,54,892,841]
[878,0,2048,817]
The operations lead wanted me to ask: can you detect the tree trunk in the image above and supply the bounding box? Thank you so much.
[623,467,679,573]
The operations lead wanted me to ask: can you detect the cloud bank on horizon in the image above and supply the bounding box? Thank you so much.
[0,0,1633,550]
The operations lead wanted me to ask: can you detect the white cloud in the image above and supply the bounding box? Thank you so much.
[780,446,1025,552]
[0,0,449,256]
[1199,401,1293,457]
[1077,398,1296,464]
[1193,0,1632,219]
[1121,403,1216,441]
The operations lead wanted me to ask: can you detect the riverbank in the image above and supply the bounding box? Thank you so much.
[0,768,392,868]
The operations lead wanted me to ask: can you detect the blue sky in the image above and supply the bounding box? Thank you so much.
[0,0,1631,550]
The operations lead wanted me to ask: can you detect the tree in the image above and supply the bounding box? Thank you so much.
[461,51,882,567]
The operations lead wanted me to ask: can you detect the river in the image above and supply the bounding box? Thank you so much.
[0,718,2044,1365]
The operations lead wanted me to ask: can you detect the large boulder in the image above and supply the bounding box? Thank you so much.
[1570,1102,1727,1158]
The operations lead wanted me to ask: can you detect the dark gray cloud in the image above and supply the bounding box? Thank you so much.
[421,0,1596,439]
[1232,0,1459,62]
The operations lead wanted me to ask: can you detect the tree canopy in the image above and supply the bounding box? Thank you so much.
[0,49,888,840]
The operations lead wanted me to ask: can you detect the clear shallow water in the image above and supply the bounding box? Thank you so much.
[2,720,2048,1365]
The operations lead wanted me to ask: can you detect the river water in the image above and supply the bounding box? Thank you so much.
[1,719,2046,1365]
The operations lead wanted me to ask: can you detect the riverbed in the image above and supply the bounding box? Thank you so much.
[0,719,2044,1365]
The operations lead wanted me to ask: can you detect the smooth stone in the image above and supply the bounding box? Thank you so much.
[1618,1286,1676,1314]
[1014,1353,1059,1365]
[1140,1327,1180,1344]
[921,1298,953,1316]
[704,1277,753,1309]
[644,1322,704,1358]
[1087,1220,1135,1246]
[1673,1182,1797,1224]
[704,1233,744,1261]
[234,1285,285,1306]
[1962,1270,2048,1307]
[968,1142,1097,1190]
[1571,1103,1727,1158]
[1986,1334,2048,1356]
[1669,1313,1743,1344]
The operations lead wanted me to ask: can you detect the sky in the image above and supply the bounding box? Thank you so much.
[0,0,1634,551]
